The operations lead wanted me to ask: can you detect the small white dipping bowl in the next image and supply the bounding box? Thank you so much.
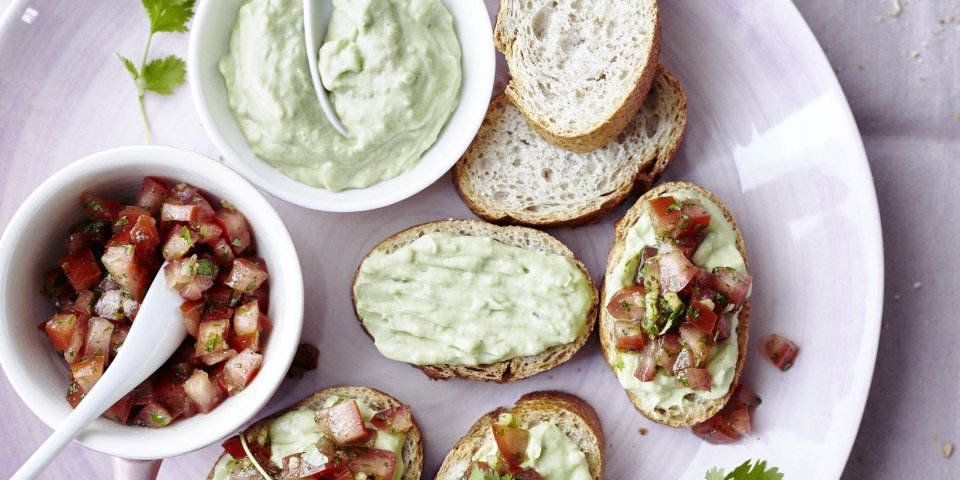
[188,0,496,212]
[0,146,304,460]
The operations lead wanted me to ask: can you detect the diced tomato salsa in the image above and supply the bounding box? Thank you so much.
[606,195,752,394]
[39,178,271,428]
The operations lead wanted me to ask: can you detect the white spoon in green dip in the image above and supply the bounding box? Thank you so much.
[304,0,350,138]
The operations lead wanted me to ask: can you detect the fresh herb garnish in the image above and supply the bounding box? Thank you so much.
[150,411,167,426]
[705,460,782,480]
[117,0,195,143]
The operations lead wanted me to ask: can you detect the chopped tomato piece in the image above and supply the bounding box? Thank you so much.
[132,378,155,406]
[219,348,262,395]
[101,245,147,300]
[154,369,196,420]
[110,323,129,358]
[673,199,711,238]
[63,315,89,364]
[713,315,730,341]
[113,206,151,234]
[634,350,658,382]
[492,424,530,468]
[676,367,712,391]
[81,193,122,222]
[613,321,646,352]
[193,222,223,244]
[318,399,370,446]
[370,405,414,433]
[41,268,72,304]
[82,317,115,365]
[673,232,705,258]
[162,225,195,260]
[73,289,95,316]
[225,258,268,293]
[346,448,397,480]
[183,369,222,413]
[679,322,713,363]
[129,214,160,258]
[94,289,126,321]
[161,203,199,223]
[180,300,204,337]
[760,334,799,371]
[228,332,259,352]
[204,284,234,308]
[221,436,246,460]
[64,232,89,254]
[103,393,134,424]
[71,354,105,394]
[685,299,718,333]
[606,284,646,321]
[215,209,252,255]
[196,319,231,359]
[692,415,741,444]
[44,313,79,351]
[653,333,682,370]
[133,400,173,427]
[648,196,681,234]
[672,348,697,372]
[66,381,85,408]
[136,177,174,215]
[658,251,698,293]
[59,249,101,291]
[712,267,752,307]
[232,300,260,336]
[515,470,544,480]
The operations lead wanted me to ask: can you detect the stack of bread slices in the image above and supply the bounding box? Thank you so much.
[455,0,687,227]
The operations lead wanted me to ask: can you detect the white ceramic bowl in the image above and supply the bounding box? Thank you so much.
[188,0,496,212]
[0,146,304,460]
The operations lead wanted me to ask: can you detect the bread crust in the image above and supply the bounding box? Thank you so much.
[434,391,605,480]
[495,0,662,152]
[351,220,599,383]
[598,181,750,427]
[205,386,424,480]
[453,66,687,228]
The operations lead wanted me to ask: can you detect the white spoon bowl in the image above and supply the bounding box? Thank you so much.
[0,146,304,461]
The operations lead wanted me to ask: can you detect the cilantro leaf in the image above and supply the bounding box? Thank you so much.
[118,53,140,80]
[142,0,196,34]
[705,460,783,480]
[143,55,186,95]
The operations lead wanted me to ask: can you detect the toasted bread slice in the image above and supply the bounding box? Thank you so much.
[206,386,423,480]
[435,391,604,480]
[352,220,598,382]
[495,0,661,152]
[599,182,750,427]
[454,66,686,227]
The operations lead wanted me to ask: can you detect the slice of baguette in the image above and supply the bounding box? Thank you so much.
[495,0,661,152]
[435,391,604,480]
[599,181,750,427]
[206,386,424,480]
[351,220,598,383]
[454,65,687,228]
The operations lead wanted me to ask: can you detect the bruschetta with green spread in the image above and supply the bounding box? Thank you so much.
[207,386,423,480]
[599,181,752,427]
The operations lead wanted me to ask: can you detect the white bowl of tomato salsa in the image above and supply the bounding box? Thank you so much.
[0,145,304,460]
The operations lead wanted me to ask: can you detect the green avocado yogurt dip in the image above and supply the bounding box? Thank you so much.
[219,0,462,192]
[212,397,407,480]
[470,415,591,480]
[607,190,749,412]
[353,232,594,366]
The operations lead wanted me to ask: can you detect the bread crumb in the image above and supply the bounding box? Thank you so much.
[638,428,648,436]
[910,50,921,58]
[943,442,954,458]
[857,64,865,70]
[889,0,902,17]
[913,281,923,290]
[954,114,960,122]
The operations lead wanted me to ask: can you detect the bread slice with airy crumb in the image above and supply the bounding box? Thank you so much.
[206,386,423,480]
[351,220,598,383]
[495,0,661,152]
[434,391,604,480]
[454,65,686,228]
[599,182,751,427]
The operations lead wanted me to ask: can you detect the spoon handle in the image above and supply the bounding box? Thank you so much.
[11,381,118,480]
[303,0,351,137]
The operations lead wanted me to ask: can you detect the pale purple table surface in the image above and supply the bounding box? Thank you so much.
[0,0,958,479]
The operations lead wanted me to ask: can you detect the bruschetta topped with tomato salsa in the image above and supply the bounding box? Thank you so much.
[435,391,604,480]
[599,181,752,427]
[208,386,423,480]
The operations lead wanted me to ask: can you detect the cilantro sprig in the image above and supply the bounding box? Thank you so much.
[117,0,195,143]
[705,460,783,480]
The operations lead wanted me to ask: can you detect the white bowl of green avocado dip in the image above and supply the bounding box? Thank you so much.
[189,0,494,212]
